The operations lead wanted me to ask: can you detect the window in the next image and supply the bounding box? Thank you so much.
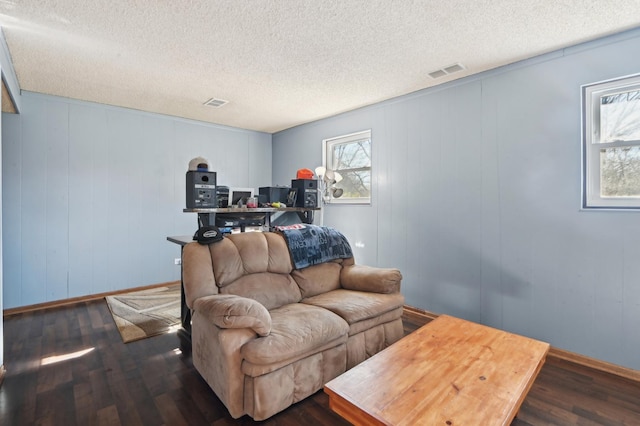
[322,130,371,204]
[582,74,640,209]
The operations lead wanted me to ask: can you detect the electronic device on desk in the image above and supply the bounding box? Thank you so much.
[215,213,266,231]
[229,187,255,207]
[186,171,217,208]
[216,186,229,208]
[291,179,318,208]
[259,186,291,205]
[286,189,297,207]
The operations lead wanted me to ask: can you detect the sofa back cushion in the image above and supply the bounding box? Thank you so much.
[292,261,343,298]
[211,232,301,310]
[220,273,301,311]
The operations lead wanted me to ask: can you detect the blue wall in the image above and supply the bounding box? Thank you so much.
[2,92,271,309]
[273,29,640,370]
[3,29,639,371]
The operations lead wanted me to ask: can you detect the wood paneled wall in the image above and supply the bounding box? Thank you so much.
[2,92,271,309]
[272,29,640,371]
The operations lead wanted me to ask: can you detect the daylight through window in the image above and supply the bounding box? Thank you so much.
[582,74,640,209]
[323,130,371,204]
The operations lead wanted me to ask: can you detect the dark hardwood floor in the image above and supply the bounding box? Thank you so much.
[1,300,639,425]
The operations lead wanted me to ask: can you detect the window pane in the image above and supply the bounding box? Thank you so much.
[599,146,640,197]
[335,170,371,198]
[331,139,371,170]
[599,90,640,143]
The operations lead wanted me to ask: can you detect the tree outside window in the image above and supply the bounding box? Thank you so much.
[323,130,371,204]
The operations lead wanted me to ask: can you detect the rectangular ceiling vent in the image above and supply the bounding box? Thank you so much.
[428,63,466,79]
[428,69,447,79]
[203,98,229,108]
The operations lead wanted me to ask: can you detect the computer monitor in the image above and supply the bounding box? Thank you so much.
[229,187,254,207]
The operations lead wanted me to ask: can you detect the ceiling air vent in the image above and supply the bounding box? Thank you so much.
[428,63,466,79]
[203,98,229,108]
[428,69,447,79]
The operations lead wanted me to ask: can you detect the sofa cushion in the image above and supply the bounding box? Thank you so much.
[347,306,404,336]
[209,232,300,310]
[291,261,342,298]
[221,272,302,311]
[211,232,293,287]
[240,304,348,366]
[301,289,405,324]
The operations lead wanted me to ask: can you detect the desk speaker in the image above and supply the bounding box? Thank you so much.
[291,179,318,208]
[186,171,217,208]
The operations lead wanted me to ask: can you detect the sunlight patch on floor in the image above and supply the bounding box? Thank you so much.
[166,324,181,334]
[41,347,95,366]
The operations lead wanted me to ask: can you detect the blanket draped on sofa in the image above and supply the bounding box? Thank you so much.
[276,224,353,269]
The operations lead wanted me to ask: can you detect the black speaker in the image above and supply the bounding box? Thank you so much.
[291,179,318,208]
[186,171,217,208]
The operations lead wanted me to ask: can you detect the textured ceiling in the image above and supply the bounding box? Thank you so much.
[1,1,640,133]
[1,80,16,113]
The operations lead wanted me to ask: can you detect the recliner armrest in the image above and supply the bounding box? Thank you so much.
[193,294,272,336]
[340,264,402,294]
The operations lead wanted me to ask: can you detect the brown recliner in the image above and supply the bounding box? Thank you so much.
[182,231,404,420]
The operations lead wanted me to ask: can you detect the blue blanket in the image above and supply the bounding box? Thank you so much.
[276,225,353,270]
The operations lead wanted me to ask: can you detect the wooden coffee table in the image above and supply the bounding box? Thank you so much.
[324,315,549,426]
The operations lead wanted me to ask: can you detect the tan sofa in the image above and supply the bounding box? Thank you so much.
[182,230,404,420]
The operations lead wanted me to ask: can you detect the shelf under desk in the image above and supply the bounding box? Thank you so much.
[184,206,319,229]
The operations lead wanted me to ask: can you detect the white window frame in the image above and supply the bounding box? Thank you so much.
[322,130,372,205]
[582,74,640,209]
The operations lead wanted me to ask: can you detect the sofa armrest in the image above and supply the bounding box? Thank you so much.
[193,294,272,336]
[340,264,402,294]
